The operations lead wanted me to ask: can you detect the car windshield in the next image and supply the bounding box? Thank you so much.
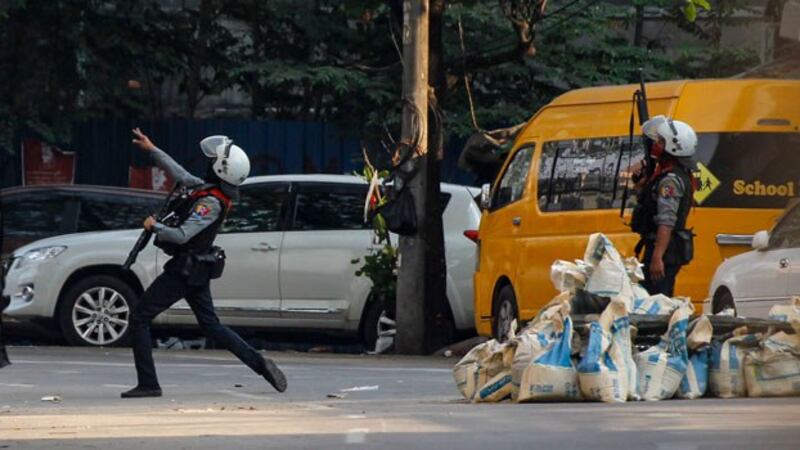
[770,200,800,249]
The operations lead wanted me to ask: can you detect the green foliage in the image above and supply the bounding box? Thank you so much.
[351,165,397,301]
[352,244,398,301]
[0,0,762,156]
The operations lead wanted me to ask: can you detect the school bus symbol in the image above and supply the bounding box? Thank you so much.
[693,162,720,205]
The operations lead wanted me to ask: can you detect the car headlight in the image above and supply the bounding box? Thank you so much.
[16,246,67,268]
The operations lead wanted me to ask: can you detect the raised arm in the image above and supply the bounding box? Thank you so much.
[132,128,204,188]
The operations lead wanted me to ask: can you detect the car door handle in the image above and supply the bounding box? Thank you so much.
[512,217,522,226]
[250,242,277,252]
[780,258,789,269]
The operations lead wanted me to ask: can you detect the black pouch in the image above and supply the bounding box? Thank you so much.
[176,254,207,286]
[208,246,226,279]
[673,229,695,265]
[375,187,417,235]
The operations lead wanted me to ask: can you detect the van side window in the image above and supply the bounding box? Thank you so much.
[493,146,534,210]
[539,137,645,212]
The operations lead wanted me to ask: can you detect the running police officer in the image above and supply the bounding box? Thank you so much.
[631,115,698,297]
[121,128,287,398]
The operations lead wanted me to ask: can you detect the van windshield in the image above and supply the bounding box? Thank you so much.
[537,132,799,212]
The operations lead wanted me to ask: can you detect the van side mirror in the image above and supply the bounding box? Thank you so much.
[752,230,770,251]
[480,183,491,209]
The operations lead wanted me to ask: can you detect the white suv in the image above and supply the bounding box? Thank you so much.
[2,175,480,348]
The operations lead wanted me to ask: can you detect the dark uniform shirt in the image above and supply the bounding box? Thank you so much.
[149,147,222,245]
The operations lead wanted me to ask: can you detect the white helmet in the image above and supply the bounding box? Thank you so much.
[200,135,251,186]
[641,115,697,158]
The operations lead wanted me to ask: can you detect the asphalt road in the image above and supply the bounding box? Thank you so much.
[1,346,799,449]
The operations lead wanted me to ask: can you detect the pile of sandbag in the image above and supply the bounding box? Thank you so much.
[453,329,517,403]
[453,233,800,403]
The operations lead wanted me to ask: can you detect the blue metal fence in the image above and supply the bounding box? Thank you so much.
[1,118,474,189]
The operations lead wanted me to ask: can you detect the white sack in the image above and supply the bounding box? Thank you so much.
[710,329,761,398]
[635,305,691,401]
[745,331,800,398]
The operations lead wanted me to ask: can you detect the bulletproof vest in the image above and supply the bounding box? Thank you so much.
[631,165,693,236]
[155,184,231,255]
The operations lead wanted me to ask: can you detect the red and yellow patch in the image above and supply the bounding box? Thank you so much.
[659,183,676,198]
[194,203,211,217]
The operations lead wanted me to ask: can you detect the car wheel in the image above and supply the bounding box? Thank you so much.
[713,288,736,315]
[362,298,396,353]
[492,285,519,342]
[58,275,137,347]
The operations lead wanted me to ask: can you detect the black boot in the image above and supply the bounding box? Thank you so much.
[0,319,9,369]
[0,348,9,369]
[261,356,287,392]
[120,386,162,398]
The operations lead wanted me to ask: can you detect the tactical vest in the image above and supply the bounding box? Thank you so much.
[631,165,693,237]
[155,184,231,256]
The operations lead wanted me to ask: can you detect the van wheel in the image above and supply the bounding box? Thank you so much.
[492,286,519,342]
[713,288,736,315]
[58,275,137,347]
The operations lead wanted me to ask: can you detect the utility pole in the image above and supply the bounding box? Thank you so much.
[395,0,429,355]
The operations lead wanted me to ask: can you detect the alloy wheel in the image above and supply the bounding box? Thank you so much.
[71,287,130,346]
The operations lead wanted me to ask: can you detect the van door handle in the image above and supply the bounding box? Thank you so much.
[251,242,277,252]
[512,217,522,226]
[780,258,789,269]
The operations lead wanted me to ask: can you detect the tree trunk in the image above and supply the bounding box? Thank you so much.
[185,0,213,118]
[422,0,451,353]
[634,4,644,47]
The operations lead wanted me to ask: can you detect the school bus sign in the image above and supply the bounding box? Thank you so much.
[693,162,720,205]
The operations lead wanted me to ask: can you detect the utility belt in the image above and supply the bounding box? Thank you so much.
[165,246,227,286]
[635,228,695,266]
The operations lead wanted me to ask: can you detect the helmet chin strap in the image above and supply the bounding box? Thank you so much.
[222,137,234,159]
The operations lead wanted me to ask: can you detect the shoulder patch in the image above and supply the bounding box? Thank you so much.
[658,174,684,199]
[193,203,211,217]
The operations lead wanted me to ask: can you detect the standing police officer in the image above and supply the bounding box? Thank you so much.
[121,128,287,398]
[632,115,698,297]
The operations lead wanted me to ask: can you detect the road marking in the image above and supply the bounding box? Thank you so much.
[0,383,35,388]
[217,389,270,400]
[345,428,369,444]
[102,384,130,389]
[13,359,451,373]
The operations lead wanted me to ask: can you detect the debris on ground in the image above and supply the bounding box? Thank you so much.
[340,385,379,392]
[40,395,62,403]
[156,337,206,350]
[453,233,800,404]
[308,346,335,353]
[327,393,347,399]
[434,336,489,358]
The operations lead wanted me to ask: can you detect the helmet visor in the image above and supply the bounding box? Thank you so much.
[641,115,668,141]
[200,135,231,158]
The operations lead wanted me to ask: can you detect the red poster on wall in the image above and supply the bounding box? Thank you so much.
[128,165,174,192]
[21,139,76,185]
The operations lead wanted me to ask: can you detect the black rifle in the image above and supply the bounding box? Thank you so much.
[122,184,179,271]
[618,68,651,218]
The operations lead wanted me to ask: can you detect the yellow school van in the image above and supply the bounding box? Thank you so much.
[474,79,800,339]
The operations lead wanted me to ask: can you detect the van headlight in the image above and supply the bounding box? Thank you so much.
[16,246,67,268]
